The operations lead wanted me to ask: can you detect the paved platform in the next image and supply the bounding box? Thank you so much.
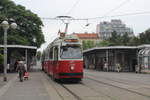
[0,73,16,89]
[0,72,52,100]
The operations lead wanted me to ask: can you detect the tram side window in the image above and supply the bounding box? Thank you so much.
[49,48,53,59]
[54,47,58,61]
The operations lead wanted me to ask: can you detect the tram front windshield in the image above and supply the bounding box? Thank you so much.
[60,45,82,59]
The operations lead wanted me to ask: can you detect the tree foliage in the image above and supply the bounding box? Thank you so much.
[139,28,150,44]
[36,51,41,61]
[0,0,45,48]
[97,40,113,46]
[82,40,96,50]
[0,53,3,65]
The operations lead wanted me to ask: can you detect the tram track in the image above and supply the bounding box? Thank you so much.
[85,71,150,86]
[43,72,82,100]
[61,81,114,100]
[85,72,150,97]
[43,73,65,100]
[80,82,117,100]
[86,76,150,99]
[60,83,82,100]
[43,71,150,100]
[85,73,133,86]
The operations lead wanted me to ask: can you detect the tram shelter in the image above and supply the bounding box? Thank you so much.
[83,46,138,72]
[138,45,150,73]
[0,45,37,72]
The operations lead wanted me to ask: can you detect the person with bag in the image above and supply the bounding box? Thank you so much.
[16,59,25,82]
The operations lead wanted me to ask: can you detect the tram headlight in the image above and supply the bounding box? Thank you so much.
[70,65,75,71]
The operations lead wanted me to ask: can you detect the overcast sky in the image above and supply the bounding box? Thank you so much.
[12,0,150,51]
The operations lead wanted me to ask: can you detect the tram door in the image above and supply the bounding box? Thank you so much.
[53,46,59,72]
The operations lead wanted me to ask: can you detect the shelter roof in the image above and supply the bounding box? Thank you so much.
[83,46,137,53]
[0,45,37,49]
[137,44,150,49]
[83,45,150,54]
[139,48,150,56]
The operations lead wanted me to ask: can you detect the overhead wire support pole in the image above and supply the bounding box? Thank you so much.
[64,23,69,34]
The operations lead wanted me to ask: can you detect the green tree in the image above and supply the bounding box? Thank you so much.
[98,31,134,46]
[120,33,131,46]
[82,40,96,50]
[97,40,113,46]
[82,40,88,50]
[109,31,118,43]
[128,36,141,46]
[36,51,41,61]
[139,28,150,44]
[0,0,45,48]
[0,54,3,65]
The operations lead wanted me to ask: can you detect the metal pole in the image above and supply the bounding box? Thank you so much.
[106,50,109,71]
[64,23,69,34]
[3,28,7,82]
[25,49,28,71]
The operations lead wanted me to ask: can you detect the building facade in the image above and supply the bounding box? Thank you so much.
[73,32,99,44]
[96,19,134,40]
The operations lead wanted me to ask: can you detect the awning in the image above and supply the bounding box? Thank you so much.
[138,48,150,56]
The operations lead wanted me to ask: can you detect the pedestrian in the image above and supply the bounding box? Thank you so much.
[7,63,10,72]
[16,59,25,82]
[135,65,139,73]
[104,62,108,72]
[139,65,142,73]
[116,63,121,72]
[24,63,27,72]
[14,61,18,72]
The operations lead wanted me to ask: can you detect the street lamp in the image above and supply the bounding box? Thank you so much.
[1,20,17,81]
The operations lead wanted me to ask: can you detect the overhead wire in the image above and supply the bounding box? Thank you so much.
[87,11,150,20]
[85,0,130,25]
[49,0,81,33]
[40,0,132,24]
[66,0,81,15]
[103,0,130,16]
[41,10,150,21]
[40,0,150,28]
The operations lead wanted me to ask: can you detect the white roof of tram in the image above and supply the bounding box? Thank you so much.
[47,34,81,48]
[0,45,37,49]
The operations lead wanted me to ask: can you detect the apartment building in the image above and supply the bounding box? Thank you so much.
[96,19,134,40]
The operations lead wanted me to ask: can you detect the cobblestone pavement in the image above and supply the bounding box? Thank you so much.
[0,72,52,100]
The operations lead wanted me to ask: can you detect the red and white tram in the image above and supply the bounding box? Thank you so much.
[42,34,83,81]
